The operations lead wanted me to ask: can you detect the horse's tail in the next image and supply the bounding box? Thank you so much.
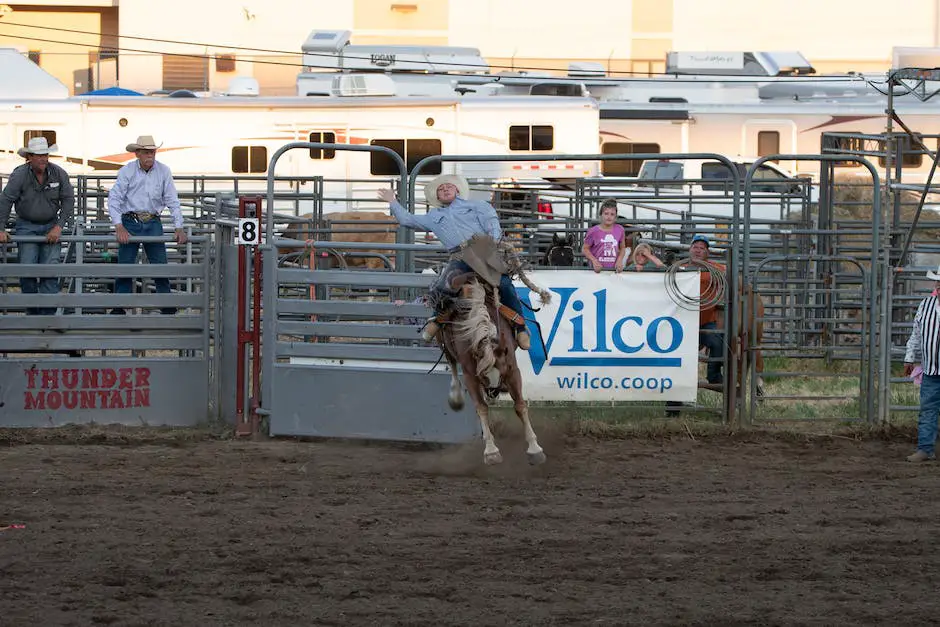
[498,240,552,305]
[515,266,552,305]
[455,280,498,379]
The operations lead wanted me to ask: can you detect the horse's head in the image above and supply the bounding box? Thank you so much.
[544,232,575,267]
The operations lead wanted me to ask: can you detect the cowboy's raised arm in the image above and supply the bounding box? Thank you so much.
[476,199,503,242]
[378,189,435,231]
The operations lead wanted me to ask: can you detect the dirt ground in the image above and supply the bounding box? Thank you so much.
[1,426,939,626]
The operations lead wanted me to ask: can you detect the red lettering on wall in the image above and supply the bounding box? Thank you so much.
[80,391,96,409]
[81,369,99,388]
[24,368,38,389]
[23,366,154,411]
[62,369,80,390]
[101,369,117,388]
[133,388,150,407]
[46,391,62,410]
[24,391,45,410]
[41,369,58,390]
[63,391,79,409]
[135,368,150,388]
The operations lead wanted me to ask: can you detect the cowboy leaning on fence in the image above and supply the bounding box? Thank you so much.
[377,174,531,350]
[0,137,74,316]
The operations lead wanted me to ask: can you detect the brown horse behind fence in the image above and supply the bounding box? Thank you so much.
[724,285,766,397]
[279,211,396,270]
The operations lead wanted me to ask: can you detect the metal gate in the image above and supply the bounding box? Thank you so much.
[740,155,883,424]
[0,230,212,427]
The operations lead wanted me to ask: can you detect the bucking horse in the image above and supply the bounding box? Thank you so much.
[429,235,552,466]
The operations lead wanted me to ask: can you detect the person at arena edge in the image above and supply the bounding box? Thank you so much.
[0,137,75,315]
[689,234,726,386]
[377,174,531,350]
[582,198,628,272]
[627,242,665,272]
[106,135,187,315]
[903,265,940,462]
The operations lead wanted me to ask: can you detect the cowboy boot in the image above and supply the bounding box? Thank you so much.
[515,327,531,350]
[421,316,441,342]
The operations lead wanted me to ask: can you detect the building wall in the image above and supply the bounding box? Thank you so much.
[0,7,111,94]
[116,0,353,94]
[1,0,938,97]
[672,0,939,62]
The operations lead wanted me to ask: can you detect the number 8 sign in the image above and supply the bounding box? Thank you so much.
[236,218,261,245]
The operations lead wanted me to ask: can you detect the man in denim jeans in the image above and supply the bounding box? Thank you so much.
[0,137,74,315]
[106,135,187,315]
[903,265,940,463]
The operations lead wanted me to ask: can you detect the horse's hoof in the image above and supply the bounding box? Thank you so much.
[484,451,503,465]
[448,396,464,411]
[527,450,546,465]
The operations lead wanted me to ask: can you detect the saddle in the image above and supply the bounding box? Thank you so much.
[451,234,509,287]
[439,271,523,328]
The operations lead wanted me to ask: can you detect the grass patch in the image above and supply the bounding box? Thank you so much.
[0,422,234,447]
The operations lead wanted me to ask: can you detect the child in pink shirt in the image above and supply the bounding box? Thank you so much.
[582,199,628,272]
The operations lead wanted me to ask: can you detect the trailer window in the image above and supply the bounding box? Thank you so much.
[823,132,924,169]
[232,146,268,174]
[509,125,554,151]
[701,162,737,191]
[308,132,336,160]
[602,142,661,176]
[752,165,793,193]
[878,134,925,169]
[23,130,57,148]
[370,139,442,175]
[757,131,780,162]
[405,139,442,174]
[821,133,864,167]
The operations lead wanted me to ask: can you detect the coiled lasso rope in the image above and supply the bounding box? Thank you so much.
[664,256,727,311]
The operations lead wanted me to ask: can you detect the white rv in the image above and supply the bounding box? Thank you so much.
[0,90,601,213]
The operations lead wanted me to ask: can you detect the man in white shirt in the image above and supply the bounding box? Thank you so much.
[106,135,187,315]
[903,265,940,462]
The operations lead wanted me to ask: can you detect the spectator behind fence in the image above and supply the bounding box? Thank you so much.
[903,265,940,463]
[688,234,726,386]
[626,242,665,272]
[106,135,187,315]
[666,234,726,417]
[582,199,628,273]
[0,137,74,315]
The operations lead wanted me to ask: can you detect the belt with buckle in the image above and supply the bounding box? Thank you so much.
[126,212,156,222]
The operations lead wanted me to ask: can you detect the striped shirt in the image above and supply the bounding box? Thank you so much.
[387,197,502,251]
[904,295,940,375]
[106,160,184,228]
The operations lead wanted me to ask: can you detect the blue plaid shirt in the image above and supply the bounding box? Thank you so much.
[388,197,503,250]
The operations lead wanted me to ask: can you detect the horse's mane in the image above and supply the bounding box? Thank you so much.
[453,281,498,378]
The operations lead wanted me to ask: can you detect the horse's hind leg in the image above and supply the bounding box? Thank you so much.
[506,366,545,465]
[463,372,501,465]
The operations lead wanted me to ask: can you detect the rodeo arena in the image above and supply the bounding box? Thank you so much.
[5,35,940,624]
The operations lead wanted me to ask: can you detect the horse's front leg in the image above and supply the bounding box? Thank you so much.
[441,342,465,411]
[505,365,545,465]
[463,371,501,465]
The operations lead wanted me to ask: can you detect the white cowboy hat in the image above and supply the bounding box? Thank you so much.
[423,173,470,208]
[125,135,163,152]
[927,265,940,280]
[17,137,58,157]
